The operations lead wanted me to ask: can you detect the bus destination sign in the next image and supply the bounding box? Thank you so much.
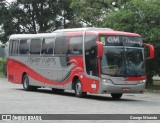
[100,36,143,47]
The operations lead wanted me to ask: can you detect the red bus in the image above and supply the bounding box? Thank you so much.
[7,28,154,99]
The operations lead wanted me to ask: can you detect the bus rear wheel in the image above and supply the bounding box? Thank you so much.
[75,80,87,98]
[111,93,123,99]
[22,74,37,91]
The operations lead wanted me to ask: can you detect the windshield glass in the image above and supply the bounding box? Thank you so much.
[101,47,145,76]
[100,35,145,77]
[101,47,125,76]
[125,48,145,76]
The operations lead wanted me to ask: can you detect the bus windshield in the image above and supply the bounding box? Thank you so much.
[100,35,145,77]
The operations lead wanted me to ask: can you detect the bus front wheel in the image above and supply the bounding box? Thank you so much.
[22,74,37,91]
[111,93,123,99]
[75,80,87,98]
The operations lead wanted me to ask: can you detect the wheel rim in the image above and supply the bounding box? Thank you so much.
[23,77,28,89]
[76,82,82,95]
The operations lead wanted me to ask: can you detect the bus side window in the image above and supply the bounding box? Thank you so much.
[19,39,30,54]
[69,36,82,55]
[30,39,41,54]
[41,38,54,55]
[9,40,19,55]
[9,40,13,55]
[54,35,68,55]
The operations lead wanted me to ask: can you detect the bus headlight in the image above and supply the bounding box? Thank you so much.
[139,80,146,84]
[102,79,113,84]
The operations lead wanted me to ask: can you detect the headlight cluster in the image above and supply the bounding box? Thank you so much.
[139,80,146,84]
[101,79,113,84]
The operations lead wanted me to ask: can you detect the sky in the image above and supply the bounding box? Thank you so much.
[6,0,15,3]
[7,0,14,2]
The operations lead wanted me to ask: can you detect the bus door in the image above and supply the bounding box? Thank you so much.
[85,34,99,92]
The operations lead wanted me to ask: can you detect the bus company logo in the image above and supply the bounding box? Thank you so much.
[2,115,11,120]
[107,37,120,44]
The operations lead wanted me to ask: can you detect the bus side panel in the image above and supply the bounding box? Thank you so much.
[69,55,100,93]
[7,59,14,82]
[79,76,100,94]
[7,56,100,93]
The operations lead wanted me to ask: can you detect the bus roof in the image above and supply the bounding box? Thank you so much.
[9,33,56,40]
[97,31,141,37]
[54,28,140,36]
[54,27,114,32]
[9,28,140,40]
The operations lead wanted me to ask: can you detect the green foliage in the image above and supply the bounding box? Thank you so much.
[70,0,133,26]
[0,0,81,43]
[70,0,114,26]
[104,0,160,43]
[0,58,6,77]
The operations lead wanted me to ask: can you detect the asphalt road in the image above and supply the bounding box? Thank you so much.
[0,78,160,123]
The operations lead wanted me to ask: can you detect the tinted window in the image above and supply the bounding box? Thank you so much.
[101,47,125,76]
[54,35,68,54]
[126,48,145,76]
[9,40,13,55]
[19,39,30,54]
[85,35,98,76]
[30,39,41,54]
[9,41,12,55]
[41,38,54,54]
[69,36,82,55]
[9,40,19,55]
[101,47,145,76]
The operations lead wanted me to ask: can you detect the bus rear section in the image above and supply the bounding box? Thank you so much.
[7,28,154,99]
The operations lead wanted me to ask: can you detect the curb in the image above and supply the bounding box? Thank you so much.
[145,89,160,93]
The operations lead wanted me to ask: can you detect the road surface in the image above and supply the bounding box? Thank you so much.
[0,78,160,123]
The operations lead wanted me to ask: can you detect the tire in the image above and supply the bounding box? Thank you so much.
[75,80,87,98]
[22,74,37,91]
[52,88,64,93]
[111,93,123,99]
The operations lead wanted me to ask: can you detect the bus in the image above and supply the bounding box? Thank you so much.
[7,28,154,99]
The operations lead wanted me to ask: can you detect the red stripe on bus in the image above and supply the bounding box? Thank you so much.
[7,58,75,85]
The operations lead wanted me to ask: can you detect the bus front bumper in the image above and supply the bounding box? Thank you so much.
[99,82,145,94]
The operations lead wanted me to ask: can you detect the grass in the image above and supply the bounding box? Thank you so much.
[0,58,6,77]
[0,71,6,77]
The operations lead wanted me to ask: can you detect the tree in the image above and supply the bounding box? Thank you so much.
[70,0,133,26]
[0,0,81,43]
[0,0,17,43]
[70,0,112,26]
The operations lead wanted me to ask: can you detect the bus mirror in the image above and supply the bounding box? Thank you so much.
[143,43,154,60]
[97,42,103,58]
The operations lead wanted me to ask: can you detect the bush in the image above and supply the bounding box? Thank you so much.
[0,58,7,77]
